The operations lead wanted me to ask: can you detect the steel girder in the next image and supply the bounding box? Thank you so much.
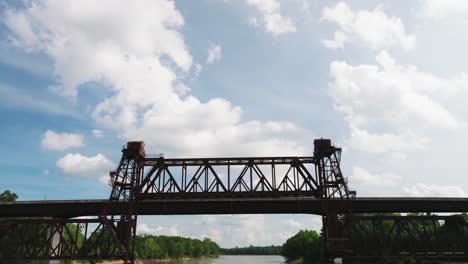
[0,218,124,262]
[139,156,321,199]
[339,215,468,261]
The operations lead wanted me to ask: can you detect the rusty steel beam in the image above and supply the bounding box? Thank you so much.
[2,197,468,218]
[143,156,315,166]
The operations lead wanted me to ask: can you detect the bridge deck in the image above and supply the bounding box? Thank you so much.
[1,197,467,218]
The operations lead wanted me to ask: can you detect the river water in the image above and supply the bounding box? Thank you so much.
[168,255,285,264]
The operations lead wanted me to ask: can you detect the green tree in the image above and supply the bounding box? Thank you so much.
[0,190,18,202]
[193,239,206,257]
[282,230,322,264]
[173,241,185,258]
[202,238,219,256]
[185,239,194,257]
[133,234,219,260]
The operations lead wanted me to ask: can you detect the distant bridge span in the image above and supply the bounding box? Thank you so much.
[1,197,467,218]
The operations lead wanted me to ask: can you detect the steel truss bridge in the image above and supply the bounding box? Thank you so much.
[1,139,467,263]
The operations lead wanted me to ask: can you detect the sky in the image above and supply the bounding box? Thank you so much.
[1,0,468,247]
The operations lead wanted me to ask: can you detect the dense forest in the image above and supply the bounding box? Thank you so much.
[221,245,282,255]
[135,235,220,259]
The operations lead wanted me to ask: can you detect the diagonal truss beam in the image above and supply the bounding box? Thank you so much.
[138,157,325,198]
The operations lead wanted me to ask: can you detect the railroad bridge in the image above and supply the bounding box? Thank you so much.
[1,139,468,263]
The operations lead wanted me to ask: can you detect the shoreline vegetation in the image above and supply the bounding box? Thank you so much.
[220,245,282,255]
[134,234,220,260]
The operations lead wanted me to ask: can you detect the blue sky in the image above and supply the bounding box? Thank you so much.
[2,0,468,247]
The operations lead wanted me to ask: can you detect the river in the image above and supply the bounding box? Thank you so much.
[168,255,285,264]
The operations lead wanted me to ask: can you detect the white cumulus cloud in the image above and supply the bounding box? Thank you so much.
[353,166,401,186]
[348,127,428,154]
[282,219,301,228]
[419,0,468,19]
[4,0,312,158]
[321,31,347,50]
[403,183,466,197]
[56,153,116,184]
[328,51,466,154]
[138,223,179,236]
[91,129,103,138]
[206,44,222,64]
[246,0,296,36]
[3,0,192,98]
[321,2,415,50]
[41,130,84,150]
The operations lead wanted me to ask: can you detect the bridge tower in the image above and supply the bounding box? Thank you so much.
[313,139,354,263]
[103,141,145,264]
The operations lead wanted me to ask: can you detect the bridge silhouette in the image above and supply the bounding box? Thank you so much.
[3,197,468,217]
[1,139,467,264]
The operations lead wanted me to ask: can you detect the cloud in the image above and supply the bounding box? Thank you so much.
[194,215,217,225]
[328,51,466,154]
[41,130,84,150]
[348,127,427,154]
[3,0,192,98]
[419,0,468,19]
[199,228,223,242]
[228,215,269,245]
[92,129,103,138]
[321,31,346,50]
[4,0,312,158]
[206,44,222,64]
[246,0,296,35]
[56,153,115,184]
[403,183,466,197]
[321,2,415,50]
[194,63,202,76]
[127,112,311,156]
[352,166,401,186]
[282,219,301,228]
[138,223,179,236]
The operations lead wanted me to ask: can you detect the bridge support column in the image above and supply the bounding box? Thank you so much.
[322,205,352,264]
[323,211,339,263]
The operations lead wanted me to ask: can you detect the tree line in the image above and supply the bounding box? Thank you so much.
[135,235,220,259]
[221,245,282,255]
